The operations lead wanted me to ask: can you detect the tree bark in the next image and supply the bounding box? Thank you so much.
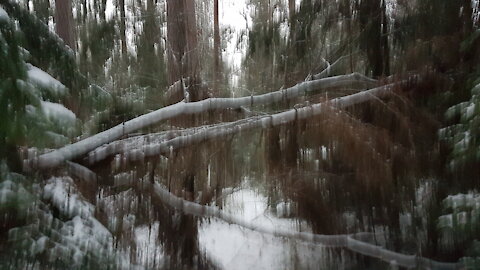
[213,0,221,96]
[119,0,127,56]
[32,0,50,23]
[166,0,200,102]
[380,0,390,76]
[101,80,408,164]
[99,0,107,22]
[357,0,389,77]
[55,0,75,51]
[284,0,297,87]
[82,0,87,23]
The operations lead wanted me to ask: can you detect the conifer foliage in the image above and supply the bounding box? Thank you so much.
[0,6,78,168]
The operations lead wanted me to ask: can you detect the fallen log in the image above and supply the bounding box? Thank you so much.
[91,79,414,164]
[87,116,261,164]
[31,73,376,170]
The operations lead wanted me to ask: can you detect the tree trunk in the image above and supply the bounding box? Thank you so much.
[358,0,389,77]
[380,0,390,76]
[475,1,480,28]
[166,0,200,102]
[166,0,185,85]
[284,0,297,87]
[55,0,75,51]
[32,0,50,23]
[100,0,107,22]
[213,0,221,96]
[82,0,87,23]
[119,0,127,56]
[33,73,378,169]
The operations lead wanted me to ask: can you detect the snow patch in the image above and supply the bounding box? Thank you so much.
[466,103,476,120]
[199,187,335,269]
[0,7,9,22]
[43,177,94,219]
[27,64,67,96]
[41,101,77,125]
[134,222,165,268]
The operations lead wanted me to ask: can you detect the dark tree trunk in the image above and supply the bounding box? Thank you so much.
[282,0,299,168]
[166,0,201,102]
[213,0,221,96]
[82,0,87,23]
[55,0,76,51]
[358,0,390,77]
[284,0,297,88]
[92,0,105,20]
[166,0,198,83]
[119,0,127,56]
[32,0,50,23]
[381,0,390,76]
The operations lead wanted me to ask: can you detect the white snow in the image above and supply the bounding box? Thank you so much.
[43,177,94,219]
[134,222,165,268]
[153,180,459,269]
[0,177,20,205]
[37,73,376,169]
[466,103,476,120]
[27,64,68,96]
[472,83,480,94]
[41,101,77,125]
[113,171,135,187]
[198,186,323,270]
[221,0,251,72]
[0,188,15,204]
[0,7,9,22]
[38,176,127,267]
[105,0,115,21]
[66,161,97,183]
[34,236,49,254]
[438,214,454,228]
[45,131,69,146]
[444,192,480,210]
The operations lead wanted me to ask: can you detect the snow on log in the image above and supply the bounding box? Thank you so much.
[312,54,357,80]
[86,129,193,164]
[152,183,461,269]
[66,161,97,183]
[93,79,412,164]
[32,73,376,170]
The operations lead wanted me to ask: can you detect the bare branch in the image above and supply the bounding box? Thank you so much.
[312,54,359,80]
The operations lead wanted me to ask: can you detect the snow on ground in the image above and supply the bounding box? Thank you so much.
[198,184,342,269]
[43,177,94,219]
[134,222,165,268]
[37,177,116,266]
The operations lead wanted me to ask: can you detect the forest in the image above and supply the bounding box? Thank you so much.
[0,0,480,269]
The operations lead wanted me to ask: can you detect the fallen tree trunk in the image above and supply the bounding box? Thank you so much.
[31,73,376,170]
[87,116,263,164]
[152,183,461,269]
[89,79,415,164]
